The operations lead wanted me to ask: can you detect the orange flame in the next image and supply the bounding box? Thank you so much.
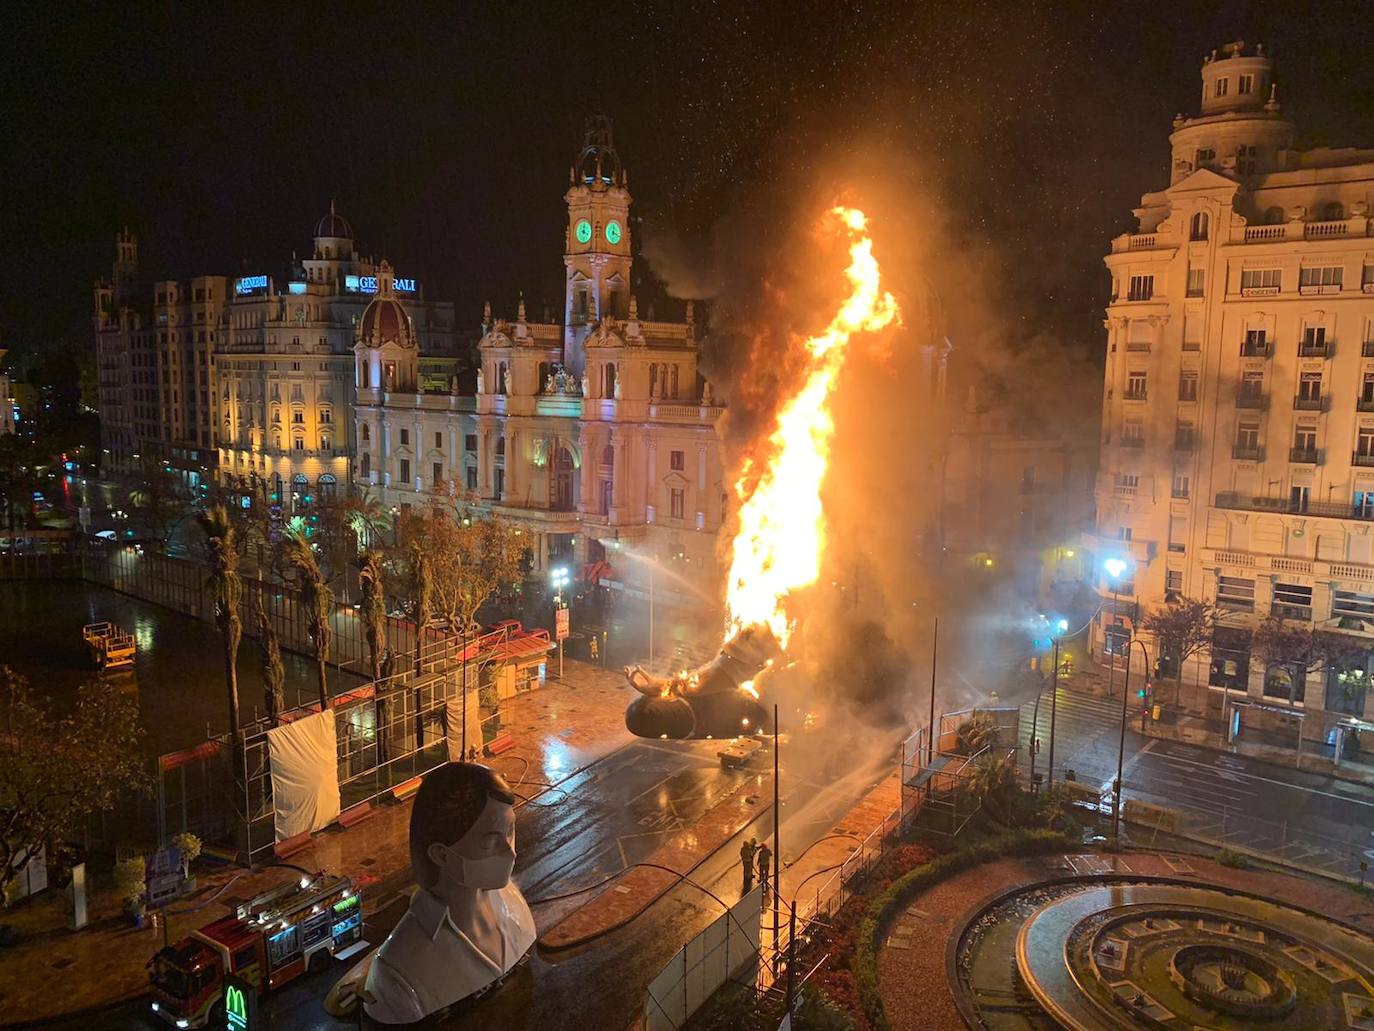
[724,207,899,648]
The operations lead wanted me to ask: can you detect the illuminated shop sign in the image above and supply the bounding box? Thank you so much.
[344,275,417,294]
[235,275,268,295]
[287,282,307,294]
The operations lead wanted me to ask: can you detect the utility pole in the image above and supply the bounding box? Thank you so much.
[773,702,780,969]
[1048,635,1060,786]
[928,616,939,765]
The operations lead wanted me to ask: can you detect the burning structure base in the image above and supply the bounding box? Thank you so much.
[624,625,779,740]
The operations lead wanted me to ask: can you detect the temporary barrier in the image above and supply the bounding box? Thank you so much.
[267,709,341,841]
[646,884,763,1031]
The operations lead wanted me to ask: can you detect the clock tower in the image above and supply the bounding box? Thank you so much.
[564,115,632,376]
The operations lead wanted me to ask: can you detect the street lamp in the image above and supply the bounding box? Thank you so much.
[1113,636,1151,842]
[550,566,570,678]
[1034,617,1071,789]
[1102,557,1130,705]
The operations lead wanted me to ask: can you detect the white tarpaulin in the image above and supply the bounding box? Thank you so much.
[646,883,762,1031]
[268,708,341,841]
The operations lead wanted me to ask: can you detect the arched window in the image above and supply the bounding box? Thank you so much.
[670,364,680,398]
[318,473,337,500]
[604,362,617,397]
[649,363,658,396]
[361,423,370,442]
[1189,212,1209,241]
[361,453,371,478]
[1265,206,1285,225]
[1323,201,1345,221]
[496,436,506,458]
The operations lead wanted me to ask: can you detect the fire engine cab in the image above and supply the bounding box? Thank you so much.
[148,871,361,1028]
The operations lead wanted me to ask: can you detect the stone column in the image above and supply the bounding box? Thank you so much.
[503,428,517,502]
[578,429,598,514]
[479,427,493,497]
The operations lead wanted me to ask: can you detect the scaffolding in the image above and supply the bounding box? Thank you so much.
[900,706,1021,837]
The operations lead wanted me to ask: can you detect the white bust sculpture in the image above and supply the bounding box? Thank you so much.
[359,763,535,1024]
[476,367,485,395]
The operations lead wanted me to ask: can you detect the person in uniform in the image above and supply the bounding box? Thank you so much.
[362,762,536,1024]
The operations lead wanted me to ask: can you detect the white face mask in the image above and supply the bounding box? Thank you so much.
[460,851,515,890]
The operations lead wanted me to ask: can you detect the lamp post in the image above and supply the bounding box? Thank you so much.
[551,566,570,679]
[1103,558,1128,702]
[1113,634,1150,842]
[1046,617,1069,787]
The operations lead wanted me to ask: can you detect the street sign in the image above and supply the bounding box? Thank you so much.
[555,607,570,642]
[223,973,256,1031]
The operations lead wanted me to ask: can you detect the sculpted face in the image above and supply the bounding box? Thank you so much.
[427,794,516,892]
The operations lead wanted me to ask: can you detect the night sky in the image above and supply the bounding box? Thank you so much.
[4,1,1374,366]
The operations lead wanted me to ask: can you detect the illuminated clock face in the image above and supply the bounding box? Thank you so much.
[575,219,592,244]
[605,220,622,245]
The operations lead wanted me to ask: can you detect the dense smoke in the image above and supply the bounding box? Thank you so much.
[639,130,1103,748]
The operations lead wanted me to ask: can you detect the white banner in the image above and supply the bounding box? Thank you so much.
[268,709,341,840]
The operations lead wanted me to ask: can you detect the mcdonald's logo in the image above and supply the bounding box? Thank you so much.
[223,979,251,1031]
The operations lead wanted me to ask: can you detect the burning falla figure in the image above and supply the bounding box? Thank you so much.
[624,625,780,739]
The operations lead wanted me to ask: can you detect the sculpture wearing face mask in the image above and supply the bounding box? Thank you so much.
[360,762,536,1024]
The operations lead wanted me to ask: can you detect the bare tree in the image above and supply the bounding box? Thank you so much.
[1142,598,1219,708]
[1252,616,1366,705]
[281,534,333,710]
[197,505,243,765]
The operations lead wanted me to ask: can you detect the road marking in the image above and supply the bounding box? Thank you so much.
[1141,751,1374,808]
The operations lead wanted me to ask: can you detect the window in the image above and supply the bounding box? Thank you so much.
[1115,473,1140,489]
[362,424,370,442]
[1299,266,1343,290]
[435,431,443,448]
[1210,626,1252,688]
[1126,371,1147,399]
[1334,590,1374,622]
[319,409,331,423]
[400,428,409,446]
[1217,576,1255,612]
[1298,372,1323,404]
[293,438,304,451]
[1239,370,1264,399]
[1175,422,1196,450]
[1117,526,1133,541]
[320,436,331,452]
[465,434,477,452]
[1243,331,1268,359]
[292,410,304,424]
[670,488,685,520]
[1238,73,1254,94]
[1214,77,1228,98]
[466,466,478,490]
[1323,202,1345,221]
[1189,212,1209,241]
[1362,373,1374,405]
[433,462,442,484]
[1293,423,1317,452]
[1238,144,1258,175]
[1300,326,1327,355]
[1363,264,1374,289]
[1127,275,1154,301]
[1166,569,1184,593]
[1359,427,1374,458]
[1290,485,1310,513]
[1273,581,1313,618]
[1179,372,1198,401]
[1121,422,1144,446]
[1195,147,1216,167]
[400,459,411,483]
[670,450,685,471]
[1236,422,1260,449]
[1172,473,1190,499]
[1355,491,1374,518]
[1186,267,1206,297]
[1240,269,1281,293]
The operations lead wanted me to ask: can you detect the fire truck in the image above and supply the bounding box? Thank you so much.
[148,871,362,1028]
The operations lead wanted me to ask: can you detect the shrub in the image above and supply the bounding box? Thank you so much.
[1215,847,1249,869]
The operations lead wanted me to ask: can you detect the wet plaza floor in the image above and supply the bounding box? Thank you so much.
[0,579,362,758]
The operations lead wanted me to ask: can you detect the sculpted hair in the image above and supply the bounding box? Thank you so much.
[409,762,516,887]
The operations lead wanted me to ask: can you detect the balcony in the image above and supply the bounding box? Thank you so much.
[1244,224,1288,242]
[1289,447,1319,464]
[1119,437,1145,449]
[1215,491,1374,521]
[1304,218,1350,239]
[1298,340,1331,357]
[1235,394,1267,410]
[1293,395,1326,412]
[1239,341,1271,358]
[1123,390,1148,402]
[1356,452,1374,468]
[1232,444,1263,461]
[1359,397,1374,413]
[1271,602,1313,620]
[1364,341,1374,358]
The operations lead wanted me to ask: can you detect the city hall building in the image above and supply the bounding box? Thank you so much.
[1092,41,1374,732]
[353,119,729,600]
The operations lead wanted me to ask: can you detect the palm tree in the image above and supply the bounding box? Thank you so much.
[967,751,1019,826]
[196,506,243,769]
[281,534,333,710]
[408,543,434,750]
[357,550,386,685]
[253,593,286,727]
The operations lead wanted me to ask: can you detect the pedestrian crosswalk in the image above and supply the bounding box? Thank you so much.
[1019,687,1130,782]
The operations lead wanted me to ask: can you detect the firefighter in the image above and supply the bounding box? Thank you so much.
[739,837,757,894]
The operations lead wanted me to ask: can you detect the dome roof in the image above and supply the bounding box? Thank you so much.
[357,262,414,348]
[315,200,353,241]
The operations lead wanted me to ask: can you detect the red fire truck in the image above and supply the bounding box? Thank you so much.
[148,871,362,1028]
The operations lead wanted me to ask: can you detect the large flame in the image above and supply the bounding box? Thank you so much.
[724,206,899,648]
